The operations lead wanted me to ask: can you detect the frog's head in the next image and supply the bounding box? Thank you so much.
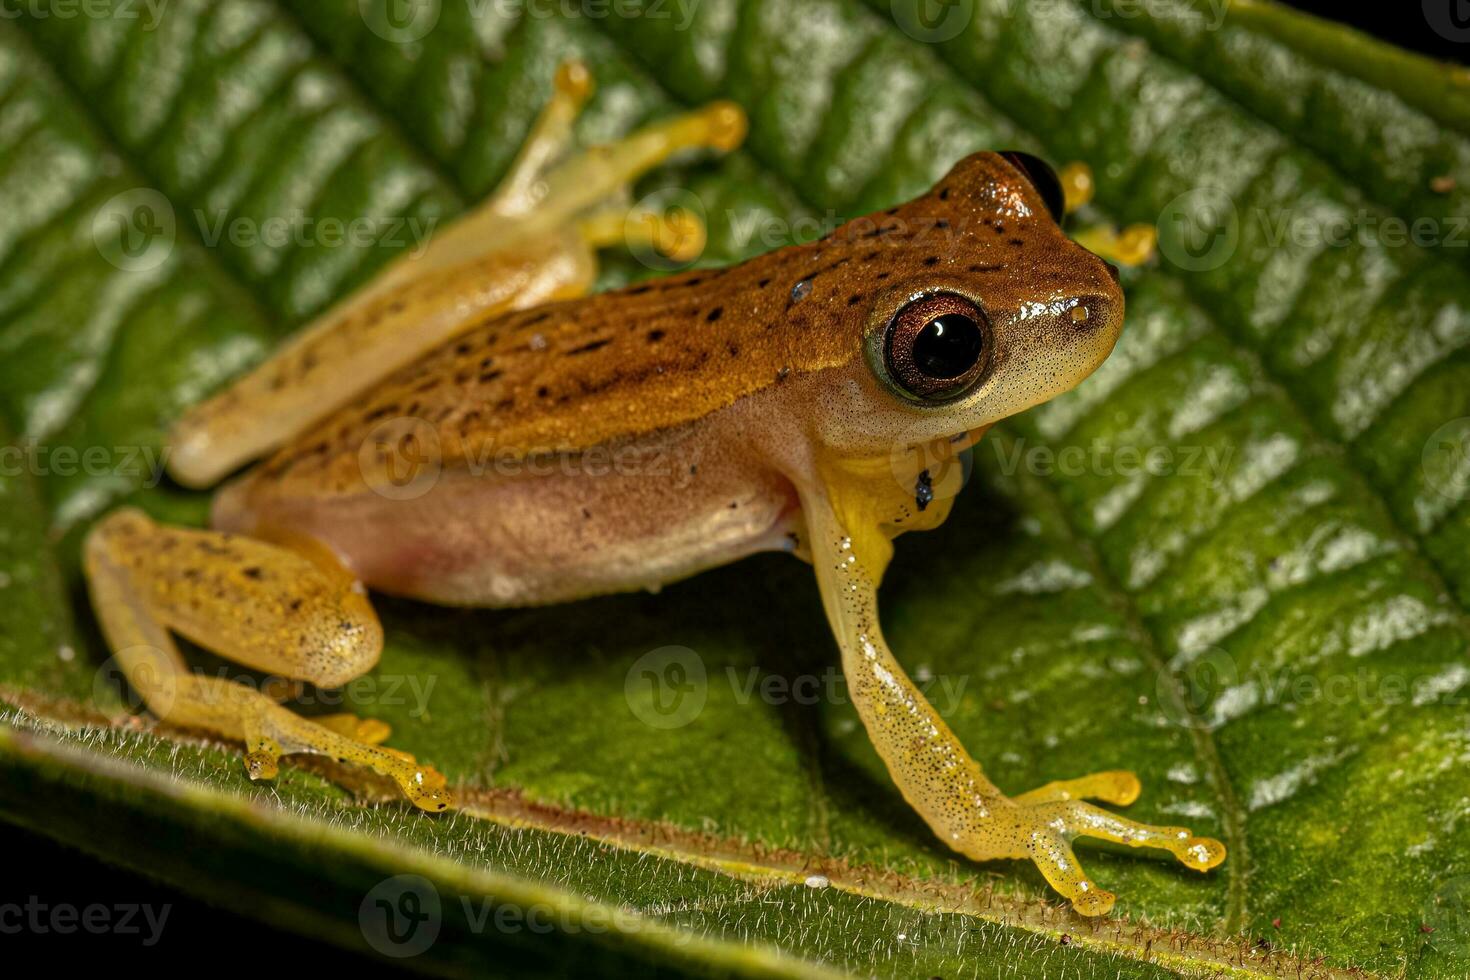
[811,151,1124,457]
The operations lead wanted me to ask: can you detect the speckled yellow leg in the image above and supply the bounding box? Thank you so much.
[168,60,746,488]
[83,508,450,811]
[800,475,1224,916]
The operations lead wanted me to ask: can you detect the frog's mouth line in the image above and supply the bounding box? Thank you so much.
[947,425,991,453]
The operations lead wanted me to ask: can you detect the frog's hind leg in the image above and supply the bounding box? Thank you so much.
[83,508,451,811]
[167,61,745,489]
[531,99,745,237]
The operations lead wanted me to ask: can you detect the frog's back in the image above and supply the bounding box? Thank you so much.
[235,152,1061,503]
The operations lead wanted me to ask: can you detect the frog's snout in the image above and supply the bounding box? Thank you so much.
[1104,261,1121,284]
[1073,288,1124,339]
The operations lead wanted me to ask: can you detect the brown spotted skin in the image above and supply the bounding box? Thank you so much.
[215,152,1123,605]
[235,153,1116,499]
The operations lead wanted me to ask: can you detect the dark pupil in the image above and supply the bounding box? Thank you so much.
[912,313,982,379]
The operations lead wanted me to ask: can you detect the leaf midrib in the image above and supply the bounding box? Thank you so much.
[3,701,1375,980]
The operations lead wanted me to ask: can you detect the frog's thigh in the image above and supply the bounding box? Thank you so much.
[168,63,604,490]
[83,508,450,811]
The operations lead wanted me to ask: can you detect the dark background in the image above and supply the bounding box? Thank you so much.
[1291,1,1469,64]
[5,4,1462,974]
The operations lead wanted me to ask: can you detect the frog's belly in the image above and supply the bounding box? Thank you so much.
[214,445,800,607]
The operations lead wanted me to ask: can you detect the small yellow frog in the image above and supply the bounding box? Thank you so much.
[83,62,1222,916]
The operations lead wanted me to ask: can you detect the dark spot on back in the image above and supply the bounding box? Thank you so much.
[565,338,612,356]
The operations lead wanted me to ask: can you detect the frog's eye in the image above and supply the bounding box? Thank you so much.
[999,151,1065,224]
[883,293,992,402]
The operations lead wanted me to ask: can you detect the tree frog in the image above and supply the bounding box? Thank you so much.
[83,61,1223,916]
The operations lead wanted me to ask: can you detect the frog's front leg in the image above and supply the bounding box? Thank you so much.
[83,508,450,811]
[799,485,1224,916]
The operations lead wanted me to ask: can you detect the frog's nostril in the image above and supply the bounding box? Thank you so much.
[1105,261,1120,283]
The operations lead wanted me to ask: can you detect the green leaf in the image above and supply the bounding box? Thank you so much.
[2,0,1469,975]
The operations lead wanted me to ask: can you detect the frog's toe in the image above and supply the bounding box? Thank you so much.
[1014,769,1140,806]
[243,702,453,811]
[315,712,393,745]
[999,776,1226,915]
[244,735,282,781]
[1027,796,1227,874]
[1023,829,1116,917]
[395,759,453,813]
